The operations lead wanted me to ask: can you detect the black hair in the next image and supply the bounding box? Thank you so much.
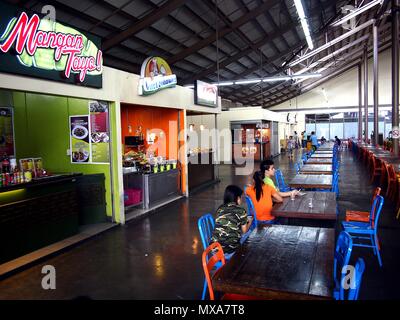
[223,185,243,204]
[311,131,315,135]
[260,159,274,172]
[253,171,265,202]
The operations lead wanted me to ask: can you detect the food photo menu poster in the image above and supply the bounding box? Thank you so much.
[0,107,15,156]
[70,115,91,163]
[89,100,110,163]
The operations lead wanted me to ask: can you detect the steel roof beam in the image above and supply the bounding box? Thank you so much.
[102,0,186,50]
[167,0,281,65]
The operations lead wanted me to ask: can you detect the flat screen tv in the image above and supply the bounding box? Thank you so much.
[125,136,144,146]
[194,80,218,108]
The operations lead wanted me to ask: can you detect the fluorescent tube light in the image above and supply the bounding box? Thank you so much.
[263,76,291,82]
[294,0,314,50]
[291,73,321,79]
[235,79,262,85]
[330,0,382,27]
[289,19,374,67]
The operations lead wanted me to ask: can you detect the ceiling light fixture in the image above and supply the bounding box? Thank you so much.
[294,0,314,50]
[183,74,321,88]
[235,79,262,85]
[330,0,382,27]
[289,19,374,67]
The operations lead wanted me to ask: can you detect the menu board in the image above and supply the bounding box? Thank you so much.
[0,107,15,156]
[70,115,90,163]
[89,100,110,163]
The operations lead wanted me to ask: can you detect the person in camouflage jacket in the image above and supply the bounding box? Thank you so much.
[211,185,253,254]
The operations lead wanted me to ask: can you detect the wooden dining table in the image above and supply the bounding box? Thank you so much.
[310,154,334,158]
[289,174,333,189]
[299,164,333,175]
[213,225,335,300]
[306,158,333,165]
[318,146,334,151]
[271,192,337,221]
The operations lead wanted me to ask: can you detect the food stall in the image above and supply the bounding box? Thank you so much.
[121,104,182,210]
[231,121,271,163]
[0,3,117,265]
[186,86,219,192]
[0,88,113,264]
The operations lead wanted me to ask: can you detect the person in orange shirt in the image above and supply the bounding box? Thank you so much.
[245,171,283,223]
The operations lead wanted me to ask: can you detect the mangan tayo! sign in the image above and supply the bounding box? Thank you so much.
[0,2,103,88]
[138,56,177,95]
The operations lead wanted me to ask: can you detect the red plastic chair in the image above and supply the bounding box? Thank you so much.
[384,164,398,201]
[202,242,263,300]
[345,187,382,250]
[345,187,381,223]
[396,177,400,220]
[369,156,383,184]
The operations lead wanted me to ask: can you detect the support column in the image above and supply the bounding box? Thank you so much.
[364,47,369,143]
[392,0,399,155]
[373,24,379,145]
[358,64,362,140]
[214,114,219,180]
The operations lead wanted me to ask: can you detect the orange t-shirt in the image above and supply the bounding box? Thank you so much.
[245,184,277,221]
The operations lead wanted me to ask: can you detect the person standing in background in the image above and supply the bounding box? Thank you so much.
[302,131,308,149]
[310,131,318,151]
[287,136,295,159]
[294,131,299,149]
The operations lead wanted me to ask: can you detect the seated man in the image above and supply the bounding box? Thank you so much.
[260,159,300,198]
[211,185,253,254]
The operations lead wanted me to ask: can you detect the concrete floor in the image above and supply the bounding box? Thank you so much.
[0,148,399,300]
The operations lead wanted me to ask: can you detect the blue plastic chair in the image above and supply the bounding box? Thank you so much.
[333,231,353,300]
[245,195,258,229]
[342,195,384,267]
[198,213,215,251]
[294,162,302,174]
[301,154,308,164]
[274,169,291,192]
[198,213,215,300]
[347,258,366,300]
[245,194,276,226]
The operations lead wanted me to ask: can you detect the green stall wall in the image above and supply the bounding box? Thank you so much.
[2,91,117,221]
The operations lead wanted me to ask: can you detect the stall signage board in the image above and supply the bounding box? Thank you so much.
[70,115,91,163]
[194,80,218,108]
[89,101,110,163]
[0,2,103,88]
[0,107,15,156]
[138,56,177,95]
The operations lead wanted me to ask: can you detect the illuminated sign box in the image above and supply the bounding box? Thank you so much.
[0,2,103,88]
[194,80,218,108]
[138,56,177,96]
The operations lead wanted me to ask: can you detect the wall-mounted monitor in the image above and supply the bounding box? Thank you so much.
[125,136,144,146]
[194,80,218,108]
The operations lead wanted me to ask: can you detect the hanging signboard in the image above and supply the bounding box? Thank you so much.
[138,56,177,95]
[194,80,218,108]
[0,107,15,157]
[0,2,103,88]
[70,115,90,163]
[89,100,110,163]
